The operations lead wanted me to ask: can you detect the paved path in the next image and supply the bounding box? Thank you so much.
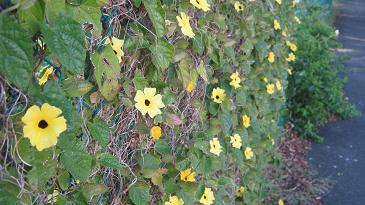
[310,0,365,204]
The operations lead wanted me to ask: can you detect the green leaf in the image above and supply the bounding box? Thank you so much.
[80,183,108,199]
[60,149,92,182]
[164,178,179,193]
[62,78,93,97]
[0,16,33,90]
[87,117,110,147]
[132,0,142,7]
[27,160,57,190]
[133,71,148,90]
[142,0,165,37]
[42,15,86,74]
[150,38,174,71]
[99,153,123,170]
[44,0,66,23]
[67,0,102,35]
[18,0,45,33]
[0,181,19,205]
[192,32,205,55]
[138,154,160,169]
[91,45,120,101]
[155,139,171,155]
[196,60,208,82]
[58,169,71,190]
[128,182,151,205]
[219,111,232,135]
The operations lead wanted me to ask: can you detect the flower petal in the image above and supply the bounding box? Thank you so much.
[51,116,67,135]
[21,105,42,125]
[134,90,145,103]
[153,94,165,108]
[41,103,63,119]
[144,87,156,97]
[148,107,162,118]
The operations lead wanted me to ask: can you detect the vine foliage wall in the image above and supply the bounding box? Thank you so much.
[0,0,298,204]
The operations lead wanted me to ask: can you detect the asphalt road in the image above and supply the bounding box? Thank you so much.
[310,0,365,204]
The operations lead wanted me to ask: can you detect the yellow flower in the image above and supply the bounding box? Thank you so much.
[165,195,184,205]
[236,186,245,197]
[275,0,282,5]
[234,1,244,12]
[230,134,242,149]
[38,67,53,85]
[180,168,196,182]
[199,187,215,205]
[190,0,210,12]
[176,12,195,38]
[275,80,282,90]
[105,37,124,63]
[281,27,288,37]
[287,68,292,75]
[286,41,297,52]
[294,16,301,24]
[268,52,275,63]
[244,147,254,160]
[209,137,222,156]
[278,199,285,205]
[266,83,275,94]
[286,53,296,62]
[186,81,195,92]
[242,115,251,128]
[22,103,67,151]
[211,87,225,104]
[229,71,241,89]
[134,87,165,118]
[150,126,162,140]
[274,19,281,30]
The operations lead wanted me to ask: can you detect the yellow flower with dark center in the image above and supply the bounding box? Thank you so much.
[230,71,241,89]
[276,80,282,90]
[286,41,297,52]
[209,137,222,156]
[242,114,251,128]
[186,81,194,92]
[211,87,226,104]
[278,199,285,205]
[230,134,242,149]
[267,83,275,94]
[199,187,215,205]
[134,87,165,118]
[268,52,275,63]
[190,0,210,12]
[234,1,244,12]
[22,103,67,151]
[165,195,184,205]
[244,147,254,160]
[176,12,195,38]
[274,19,281,30]
[286,53,296,62]
[150,126,162,140]
[294,16,301,24]
[180,168,196,182]
[38,67,53,85]
[236,186,245,197]
[105,37,124,63]
[275,0,282,5]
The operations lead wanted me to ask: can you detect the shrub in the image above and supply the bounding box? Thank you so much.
[0,0,298,204]
[285,3,357,141]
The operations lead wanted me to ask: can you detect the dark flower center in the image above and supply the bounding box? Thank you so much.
[38,120,48,129]
[239,5,242,9]
[185,177,188,181]
[145,99,151,106]
[215,95,219,99]
[204,195,207,199]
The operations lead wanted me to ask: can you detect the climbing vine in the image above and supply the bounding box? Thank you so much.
[0,0,299,204]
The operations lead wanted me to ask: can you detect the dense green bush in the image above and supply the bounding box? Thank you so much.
[0,0,298,204]
[285,3,357,141]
